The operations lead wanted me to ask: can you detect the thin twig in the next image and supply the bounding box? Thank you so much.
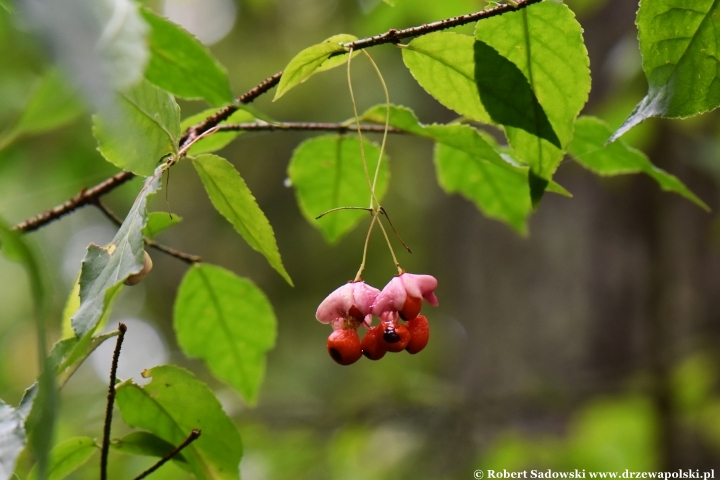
[14,0,541,234]
[217,122,403,134]
[100,323,127,480]
[379,207,412,253]
[91,200,202,265]
[133,429,201,480]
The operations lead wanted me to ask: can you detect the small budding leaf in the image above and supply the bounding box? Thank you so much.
[569,116,708,211]
[610,0,720,142]
[93,79,181,176]
[174,264,277,404]
[274,34,357,101]
[142,8,233,106]
[192,154,293,285]
[143,212,183,239]
[288,135,389,244]
[115,365,242,480]
[27,437,98,480]
[71,169,161,337]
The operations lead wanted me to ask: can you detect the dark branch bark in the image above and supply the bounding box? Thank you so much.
[217,122,403,134]
[100,323,127,480]
[132,430,201,480]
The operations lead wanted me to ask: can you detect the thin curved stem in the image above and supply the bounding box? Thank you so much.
[361,51,391,204]
[355,213,379,281]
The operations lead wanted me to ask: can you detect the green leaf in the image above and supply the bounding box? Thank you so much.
[287,135,390,243]
[192,154,292,284]
[143,212,182,239]
[475,2,591,180]
[142,8,233,106]
[115,365,243,480]
[570,116,708,210]
[112,431,188,467]
[181,108,256,156]
[71,171,161,337]
[93,80,181,176]
[174,264,277,404]
[612,0,720,141]
[274,35,355,101]
[401,32,559,147]
[315,34,360,72]
[0,400,27,479]
[27,437,97,480]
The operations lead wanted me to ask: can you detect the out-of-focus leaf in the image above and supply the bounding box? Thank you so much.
[93,80,180,176]
[0,400,26,480]
[115,365,242,480]
[192,154,292,285]
[143,212,182,239]
[181,108,255,156]
[287,135,389,243]
[142,8,232,106]
[401,32,559,147]
[111,431,188,467]
[672,354,717,415]
[174,264,276,404]
[611,0,720,141]
[71,171,160,336]
[27,437,97,480]
[18,0,148,110]
[274,35,354,101]
[475,2,590,183]
[569,116,708,210]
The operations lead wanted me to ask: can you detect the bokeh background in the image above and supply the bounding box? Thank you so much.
[2,0,720,477]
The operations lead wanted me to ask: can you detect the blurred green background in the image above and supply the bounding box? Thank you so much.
[2,0,720,477]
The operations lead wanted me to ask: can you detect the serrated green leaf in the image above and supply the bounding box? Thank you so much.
[192,154,292,285]
[274,35,354,101]
[181,108,255,155]
[143,212,182,239]
[0,400,26,480]
[27,437,97,480]
[115,365,242,480]
[174,264,276,403]
[142,8,232,106]
[401,32,559,147]
[72,171,161,337]
[111,431,188,467]
[570,116,708,210]
[611,0,720,141]
[475,2,591,181]
[93,80,180,176]
[288,135,389,243]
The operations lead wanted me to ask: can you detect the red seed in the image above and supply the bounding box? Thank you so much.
[381,322,411,352]
[361,325,387,360]
[405,315,430,354]
[400,295,422,320]
[327,330,362,365]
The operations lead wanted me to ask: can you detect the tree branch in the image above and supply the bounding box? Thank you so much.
[217,121,403,134]
[100,323,127,480]
[132,429,201,480]
[14,0,541,234]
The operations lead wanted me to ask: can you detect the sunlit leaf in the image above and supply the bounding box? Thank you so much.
[288,135,389,243]
[192,154,292,285]
[174,264,276,404]
[143,212,182,239]
[27,437,97,480]
[115,365,242,480]
[71,170,160,336]
[274,35,355,101]
[569,116,708,210]
[475,2,591,184]
[611,0,720,141]
[181,108,255,156]
[93,80,180,176]
[142,8,232,106]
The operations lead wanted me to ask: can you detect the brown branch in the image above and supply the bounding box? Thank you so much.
[92,200,202,265]
[15,0,541,234]
[100,323,127,480]
[217,122,403,134]
[133,430,201,480]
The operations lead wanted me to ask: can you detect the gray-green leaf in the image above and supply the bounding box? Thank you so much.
[27,437,97,480]
[611,0,720,141]
[274,35,356,101]
[174,264,277,404]
[142,8,233,106]
[115,365,242,480]
[288,135,389,243]
[0,400,26,480]
[71,170,161,337]
[93,80,180,176]
[570,116,708,210]
[192,154,292,285]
